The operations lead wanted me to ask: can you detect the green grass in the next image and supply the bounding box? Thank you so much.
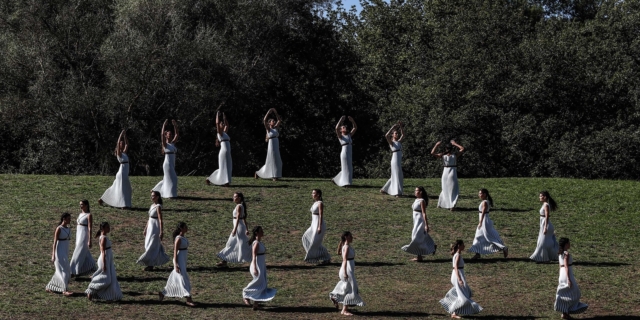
[1,175,639,319]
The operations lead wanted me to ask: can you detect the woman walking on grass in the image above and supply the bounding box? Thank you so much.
[70,200,96,277]
[380,122,404,196]
[554,238,588,319]
[136,191,170,270]
[206,111,232,187]
[332,116,357,187]
[86,222,122,301]
[159,222,195,306]
[98,129,132,209]
[255,108,283,181]
[302,189,331,264]
[431,140,464,211]
[152,119,179,198]
[216,192,251,267]
[530,191,559,263]
[330,231,364,316]
[440,240,483,318]
[401,187,437,261]
[469,189,508,259]
[46,213,73,297]
[242,226,277,310]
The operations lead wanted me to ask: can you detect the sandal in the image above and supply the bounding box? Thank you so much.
[158,292,164,301]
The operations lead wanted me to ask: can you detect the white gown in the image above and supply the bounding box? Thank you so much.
[330,245,364,306]
[136,204,170,266]
[153,143,178,198]
[333,134,353,187]
[302,201,331,263]
[256,129,282,179]
[162,236,191,298]
[86,236,123,300]
[438,154,459,209]
[530,203,559,262]
[70,213,97,276]
[381,141,403,195]
[207,132,232,185]
[217,204,251,263]
[554,252,588,314]
[242,241,277,302]
[469,200,507,255]
[100,153,132,207]
[439,252,483,315]
[46,226,71,293]
[401,199,436,255]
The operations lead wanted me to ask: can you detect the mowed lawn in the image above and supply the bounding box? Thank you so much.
[0,175,639,319]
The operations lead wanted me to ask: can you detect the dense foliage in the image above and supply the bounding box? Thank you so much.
[1,0,638,178]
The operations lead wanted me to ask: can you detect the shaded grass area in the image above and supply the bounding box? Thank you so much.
[0,175,639,319]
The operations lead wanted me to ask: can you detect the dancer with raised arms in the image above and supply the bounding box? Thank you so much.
[255,108,283,181]
[431,140,464,211]
[86,222,122,301]
[380,122,404,196]
[242,226,277,310]
[159,222,195,307]
[302,189,331,264]
[469,189,508,259]
[440,240,483,318]
[401,187,437,261]
[137,191,170,270]
[206,111,232,187]
[153,119,179,198]
[46,213,73,297]
[70,200,97,277]
[330,231,365,316]
[99,129,132,208]
[332,116,357,187]
[554,238,588,318]
[216,192,251,267]
[530,191,559,263]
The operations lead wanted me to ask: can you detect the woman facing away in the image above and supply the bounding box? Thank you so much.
[216,192,251,267]
[401,187,437,261]
[242,226,277,310]
[255,108,283,181]
[159,222,195,307]
[439,240,483,318]
[46,213,73,297]
[469,189,508,259]
[329,231,365,316]
[554,238,588,319]
[99,129,132,209]
[86,222,122,301]
[530,191,559,263]
[332,116,357,187]
[431,140,465,211]
[380,122,404,197]
[152,119,179,198]
[302,189,331,264]
[136,191,170,270]
[206,111,232,187]
[70,200,97,277]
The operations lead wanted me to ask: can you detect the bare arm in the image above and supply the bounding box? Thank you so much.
[348,116,357,136]
[215,111,222,135]
[51,227,60,262]
[87,214,93,248]
[451,140,465,156]
[157,205,164,241]
[115,130,125,156]
[251,241,259,276]
[397,122,405,142]
[273,109,282,128]
[335,116,346,138]
[173,237,181,273]
[161,119,168,150]
[454,253,463,286]
[564,253,572,287]
[341,244,349,280]
[431,141,443,158]
[317,202,324,234]
[478,201,487,229]
[421,199,429,233]
[543,203,550,235]
[232,204,241,236]
[223,112,229,132]
[100,236,107,272]
[384,124,396,145]
[171,120,179,143]
[122,130,129,154]
[263,109,273,131]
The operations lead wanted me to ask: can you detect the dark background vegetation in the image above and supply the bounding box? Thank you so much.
[0,0,638,179]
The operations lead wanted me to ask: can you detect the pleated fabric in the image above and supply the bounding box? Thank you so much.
[530,203,559,262]
[86,236,122,301]
[100,153,132,208]
[217,204,251,263]
[554,253,588,314]
[333,134,353,187]
[401,199,436,255]
[256,129,282,179]
[329,245,365,307]
[437,154,459,209]
[136,204,170,266]
[162,236,191,298]
[302,201,331,263]
[469,201,507,255]
[242,241,277,302]
[70,213,96,276]
[439,253,482,315]
[153,143,178,198]
[46,226,71,293]
[207,132,232,185]
[380,141,403,196]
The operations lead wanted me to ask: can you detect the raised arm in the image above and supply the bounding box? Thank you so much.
[115,130,125,156]
[384,124,397,145]
[122,130,129,154]
[451,140,465,156]
[335,116,346,138]
[431,141,443,158]
[272,108,282,128]
[263,109,273,131]
[161,119,168,150]
[348,116,357,136]
[171,120,179,143]
[223,112,229,132]
[397,122,405,142]
[173,236,181,273]
[215,111,223,135]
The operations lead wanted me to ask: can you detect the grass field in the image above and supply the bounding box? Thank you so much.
[1,175,639,319]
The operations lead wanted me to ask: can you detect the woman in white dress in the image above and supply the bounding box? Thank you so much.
[431,140,465,210]
[332,116,357,187]
[216,192,251,267]
[255,108,282,181]
[302,189,331,264]
[380,122,404,196]
[137,191,170,270]
[530,191,559,263]
[99,129,132,208]
[153,119,179,198]
[402,187,437,261]
[86,222,123,301]
[206,111,232,187]
[159,222,195,307]
[46,213,73,296]
[469,189,508,259]
[554,238,588,319]
[440,240,483,318]
[330,231,364,316]
[242,226,277,310]
[70,200,97,277]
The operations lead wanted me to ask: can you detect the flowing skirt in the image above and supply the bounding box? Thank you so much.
[554,267,588,314]
[329,260,365,306]
[302,217,331,263]
[256,138,282,179]
[217,222,251,263]
[440,269,482,315]
[438,167,458,209]
[381,151,403,195]
[70,226,97,276]
[530,217,559,262]
[46,240,70,293]
[333,144,353,187]
[242,256,277,302]
[136,218,170,266]
[101,163,132,207]
[86,250,122,300]
[401,211,436,256]
[153,154,178,198]
[469,215,506,255]
[208,141,232,185]
[163,250,191,298]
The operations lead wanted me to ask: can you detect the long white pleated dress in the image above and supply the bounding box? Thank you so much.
[207,132,232,185]
[438,154,459,209]
[256,129,282,179]
[439,252,483,315]
[530,203,559,262]
[70,213,97,276]
[333,134,353,187]
[136,204,170,266]
[162,236,191,298]
[153,143,178,198]
[46,226,71,293]
[329,245,365,307]
[100,153,132,208]
[469,200,507,255]
[381,141,403,195]
[302,201,331,263]
[86,236,122,300]
[217,204,251,263]
[554,252,588,314]
[242,241,277,302]
[401,198,436,256]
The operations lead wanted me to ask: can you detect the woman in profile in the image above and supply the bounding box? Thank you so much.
[302,189,331,264]
[469,189,508,259]
[153,119,179,198]
[136,191,170,270]
[380,122,404,196]
[70,200,96,277]
[329,231,364,316]
[401,187,436,261]
[206,111,232,187]
[255,108,283,181]
[159,222,195,307]
[216,192,251,267]
[332,116,357,187]
[99,129,132,208]
[242,226,277,310]
[554,238,588,319]
[431,140,464,210]
[86,222,122,301]
[530,191,559,262]
[440,240,483,318]
[46,213,73,297]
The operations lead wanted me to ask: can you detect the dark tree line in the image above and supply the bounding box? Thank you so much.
[0,0,638,179]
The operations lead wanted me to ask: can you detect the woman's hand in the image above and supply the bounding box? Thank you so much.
[424,225,430,233]
[51,255,55,263]
[245,230,250,236]
[159,232,163,241]
[543,228,547,235]
[88,241,92,249]
[317,227,322,234]
[567,279,572,288]
[253,268,259,277]
[175,265,181,274]
[232,230,237,237]
[458,279,464,287]
[143,229,146,236]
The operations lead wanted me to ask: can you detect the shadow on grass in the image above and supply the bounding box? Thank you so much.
[267,264,334,271]
[574,261,630,267]
[127,207,152,212]
[492,208,534,212]
[175,196,229,201]
[231,184,291,189]
[118,276,167,282]
[582,317,640,320]
[473,316,542,319]
[116,298,247,309]
[355,310,434,317]
[262,306,338,314]
[345,185,381,189]
[412,258,456,264]
[188,266,249,273]
[465,257,531,264]
[356,262,405,267]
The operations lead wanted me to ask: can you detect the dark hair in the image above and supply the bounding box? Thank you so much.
[152,190,163,205]
[95,222,110,238]
[59,212,71,226]
[312,189,323,202]
[540,191,557,211]
[173,222,187,239]
[81,199,90,213]
[558,237,570,254]
[443,143,453,154]
[235,192,247,219]
[336,231,352,255]
[450,240,464,255]
[416,186,429,206]
[248,226,263,246]
[480,188,493,207]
